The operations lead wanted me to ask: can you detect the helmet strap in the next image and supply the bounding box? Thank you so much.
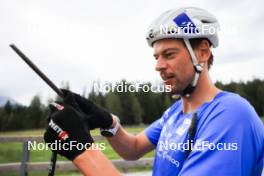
[176,39,204,97]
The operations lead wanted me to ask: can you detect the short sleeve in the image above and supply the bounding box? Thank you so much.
[179,97,264,176]
[144,101,181,146]
[145,119,163,146]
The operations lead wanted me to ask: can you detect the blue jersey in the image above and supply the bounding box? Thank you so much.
[145,91,264,176]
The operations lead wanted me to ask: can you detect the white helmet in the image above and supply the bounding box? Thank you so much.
[146,7,220,48]
[146,7,220,96]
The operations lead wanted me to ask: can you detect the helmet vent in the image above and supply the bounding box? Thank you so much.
[201,20,211,24]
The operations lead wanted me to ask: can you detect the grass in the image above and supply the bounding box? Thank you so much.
[0,125,146,136]
[0,129,45,136]
[0,126,154,176]
[1,168,152,176]
[0,126,154,163]
[1,171,82,176]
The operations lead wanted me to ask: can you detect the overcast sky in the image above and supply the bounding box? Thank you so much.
[0,0,263,105]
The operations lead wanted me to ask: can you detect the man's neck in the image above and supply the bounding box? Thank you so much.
[181,70,220,114]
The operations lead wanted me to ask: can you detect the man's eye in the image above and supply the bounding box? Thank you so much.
[164,53,174,59]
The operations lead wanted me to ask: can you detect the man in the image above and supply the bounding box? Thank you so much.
[44,7,264,176]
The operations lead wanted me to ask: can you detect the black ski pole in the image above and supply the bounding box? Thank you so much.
[10,44,61,176]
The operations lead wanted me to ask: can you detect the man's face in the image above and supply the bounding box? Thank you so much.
[153,39,195,94]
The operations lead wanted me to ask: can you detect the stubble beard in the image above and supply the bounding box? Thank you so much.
[169,72,194,95]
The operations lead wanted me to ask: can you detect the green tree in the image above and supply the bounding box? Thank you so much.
[4,101,12,114]
[256,83,264,116]
[115,80,143,125]
[105,92,122,117]
[135,86,160,123]
[88,81,106,107]
[25,95,45,128]
[0,107,8,131]
[55,81,71,102]
[1,101,14,130]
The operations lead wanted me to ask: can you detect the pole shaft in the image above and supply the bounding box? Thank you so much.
[9,44,64,97]
[10,44,61,176]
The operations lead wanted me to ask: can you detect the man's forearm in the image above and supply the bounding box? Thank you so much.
[73,144,121,176]
[106,125,154,160]
[107,126,138,160]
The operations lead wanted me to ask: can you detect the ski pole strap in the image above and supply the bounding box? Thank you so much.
[185,112,198,160]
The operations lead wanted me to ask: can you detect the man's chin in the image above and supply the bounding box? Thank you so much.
[169,86,185,96]
[163,82,185,95]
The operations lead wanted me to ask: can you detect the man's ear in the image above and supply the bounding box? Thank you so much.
[195,40,211,63]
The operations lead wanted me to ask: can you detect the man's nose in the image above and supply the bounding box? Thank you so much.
[155,58,167,72]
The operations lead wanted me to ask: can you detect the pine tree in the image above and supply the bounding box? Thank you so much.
[26,95,45,128]
[105,92,122,117]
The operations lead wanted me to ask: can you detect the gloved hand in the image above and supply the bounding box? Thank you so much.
[61,89,113,129]
[44,102,94,161]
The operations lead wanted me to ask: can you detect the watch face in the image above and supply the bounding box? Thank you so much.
[100,130,114,137]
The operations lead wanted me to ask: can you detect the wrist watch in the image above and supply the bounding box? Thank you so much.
[100,115,120,137]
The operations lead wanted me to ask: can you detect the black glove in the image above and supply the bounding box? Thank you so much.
[61,89,113,129]
[44,102,94,161]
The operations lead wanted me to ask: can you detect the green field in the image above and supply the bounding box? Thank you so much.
[0,126,154,175]
[0,126,154,163]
